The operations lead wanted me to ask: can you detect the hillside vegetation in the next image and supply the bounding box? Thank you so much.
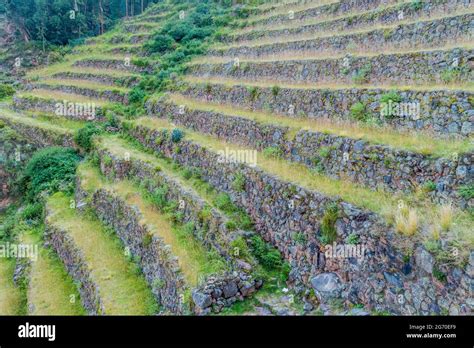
[0,0,472,316]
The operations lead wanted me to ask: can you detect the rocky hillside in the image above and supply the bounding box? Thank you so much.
[0,0,472,316]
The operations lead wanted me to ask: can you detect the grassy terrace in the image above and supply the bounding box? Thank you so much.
[0,107,84,133]
[132,117,474,254]
[26,53,131,79]
[190,41,474,64]
[78,162,226,286]
[0,258,22,315]
[46,192,157,315]
[217,9,474,49]
[38,79,130,94]
[20,230,85,315]
[233,0,471,36]
[167,94,473,157]
[16,90,111,106]
[248,0,339,22]
[184,75,474,93]
[51,67,141,79]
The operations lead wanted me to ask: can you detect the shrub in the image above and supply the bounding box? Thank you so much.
[293,232,307,245]
[422,180,436,192]
[318,147,331,159]
[248,86,260,101]
[20,147,80,200]
[225,220,237,231]
[350,102,369,122]
[171,128,184,143]
[151,185,169,209]
[21,203,43,221]
[347,233,359,245]
[214,193,235,213]
[74,123,103,151]
[320,203,339,244]
[230,236,251,260]
[182,168,193,180]
[249,235,283,270]
[0,84,15,100]
[380,91,402,104]
[440,67,461,84]
[146,34,175,53]
[271,85,280,97]
[458,184,474,199]
[263,146,283,159]
[410,0,423,10]
[128,87,147,104]
[232,172,246,192]
[143,233,153,247]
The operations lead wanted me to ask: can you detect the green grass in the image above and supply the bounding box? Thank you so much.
[46,192,158,315]
[168,94,472,157]
[77,161,226,286]
[20,228,85,315]
[0,258,22,315]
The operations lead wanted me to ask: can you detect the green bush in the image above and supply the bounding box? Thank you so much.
[249,235,283,270]
[458,185,474,199]
[423,180,437,193]
[352,64,371,84]
[20,147,80,200]
[0,84,15,100]
[350,102,369,122]
[20,203,43,221]
[171,128,184,143]
[74,123,103,151]
[151,185,169,209]
[263,146,283,159]
[128,87,147,104]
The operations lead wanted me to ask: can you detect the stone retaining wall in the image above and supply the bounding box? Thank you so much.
[148,99,473,209]
[182,82,474,138]
[124,122,472,315]
[34,84,128,104]
[51,72,140,88]
[73,59,148,74]
[228,0,471,43]
[44,220,105,315]
[189,47,474,86]
[212,13,474,58]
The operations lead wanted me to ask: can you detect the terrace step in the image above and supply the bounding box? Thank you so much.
[77,161,259,314]
[189,46,474,86]
[13,91,108,121]
[181,77,474,138]
[20,230,85,315]
[109,33,152,45]
[0,258,22,315]
[0,107,81,147]
[33,81,130,104]
[226,0,472,44]
[243,0,403,30]
[123,116,472,315]
[122,22,161,34]
[210,13,474,59]
[147,94,473,207]
[45,192,157,315]
[73,58,149,74]
[50,71,140,88]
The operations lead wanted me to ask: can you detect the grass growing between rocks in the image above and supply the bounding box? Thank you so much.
[0,258,22,315]
[77,162,226,287]
[46,192,158,315]
[132,117,474,260]
[167,93,473,157]
[20,228,85,315]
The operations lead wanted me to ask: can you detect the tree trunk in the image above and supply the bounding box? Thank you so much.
[125,0,129,17]
[141,0,144,13]
[99,0,104,34]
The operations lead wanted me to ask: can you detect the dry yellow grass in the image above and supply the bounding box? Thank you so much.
[439,204,454,232]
